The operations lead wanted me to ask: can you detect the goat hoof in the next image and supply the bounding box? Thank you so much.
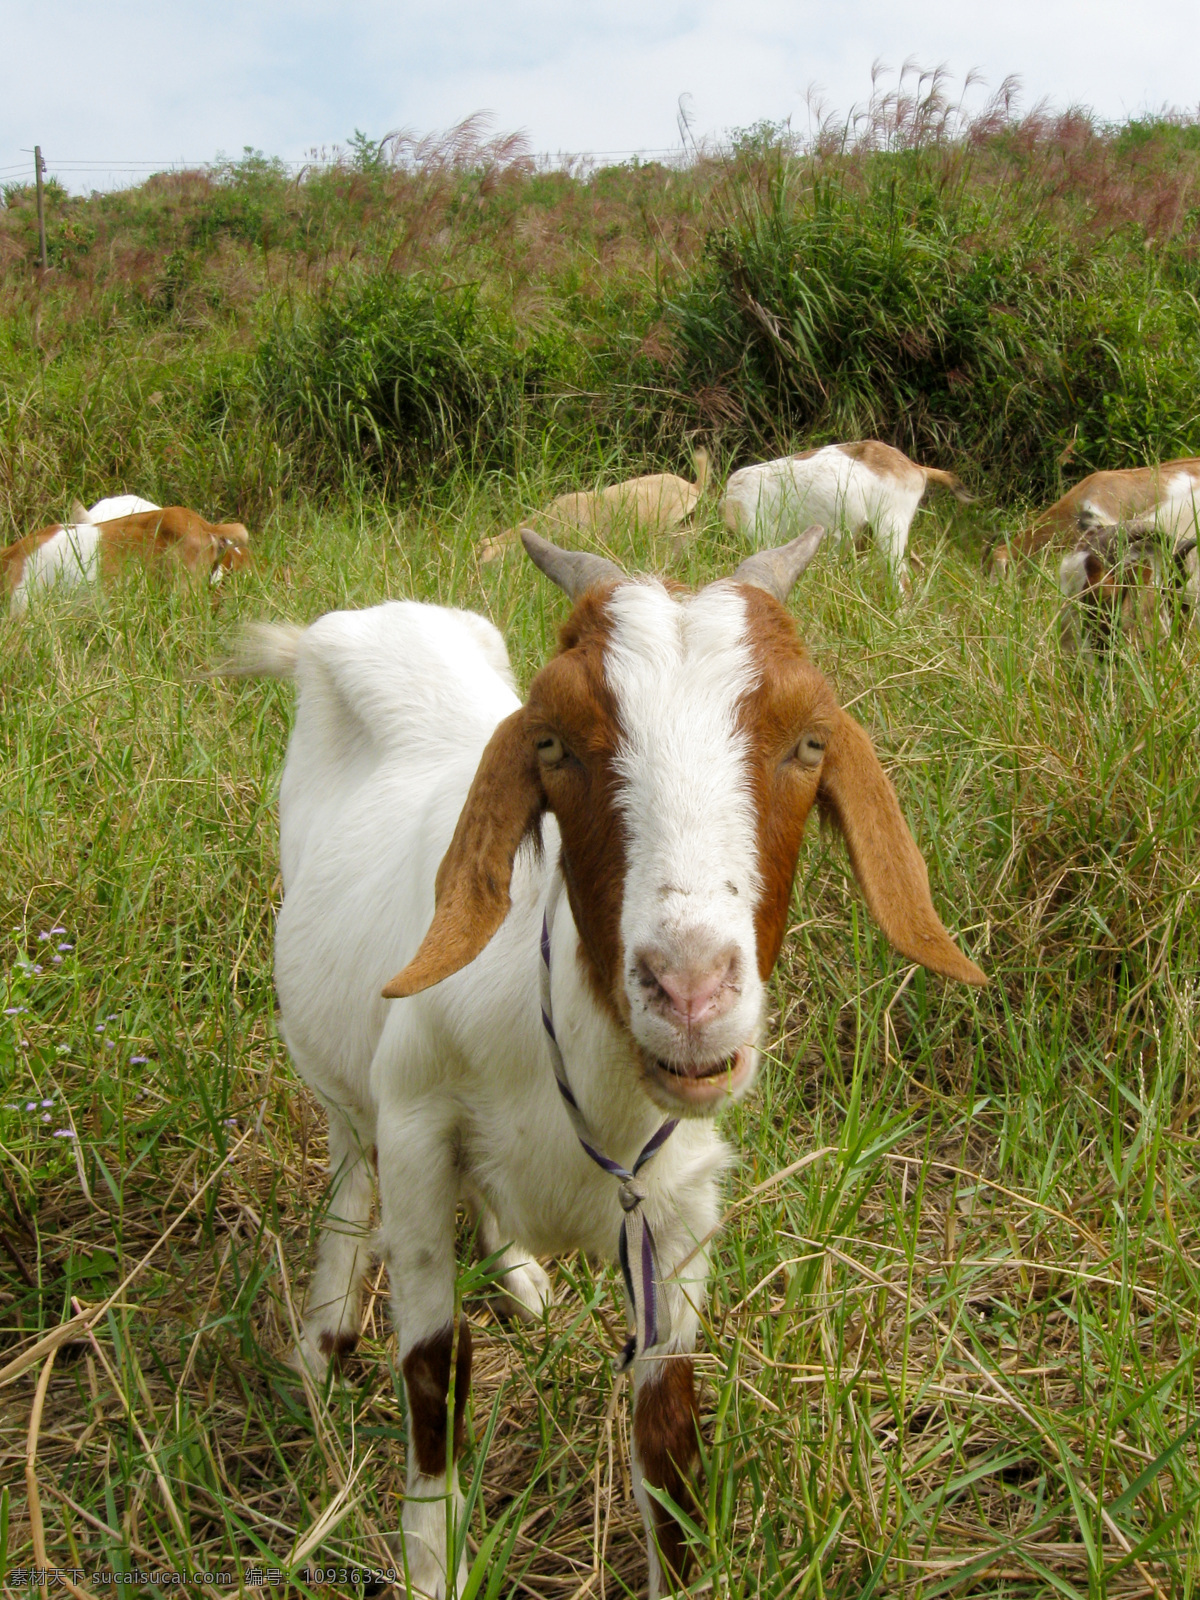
[497,1257,553,1322]
[286,1323,357,1385]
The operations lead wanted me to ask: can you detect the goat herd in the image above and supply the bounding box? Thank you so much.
[5,440,1197,1596]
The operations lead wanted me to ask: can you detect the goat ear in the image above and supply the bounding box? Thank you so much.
[383,708,543,998]
[819,709,987,986]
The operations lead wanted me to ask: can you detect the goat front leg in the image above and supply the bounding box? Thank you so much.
[291,1102,376,1380]
[378,1104,470,1600]
[631,1235,711,1598]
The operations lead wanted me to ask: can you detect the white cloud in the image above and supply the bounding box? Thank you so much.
[2,0,1197,189]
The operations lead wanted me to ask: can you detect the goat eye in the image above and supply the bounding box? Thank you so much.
[536,733,565,766]
[793,733,826,768]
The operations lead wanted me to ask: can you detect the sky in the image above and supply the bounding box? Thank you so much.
[2,0,1198,190]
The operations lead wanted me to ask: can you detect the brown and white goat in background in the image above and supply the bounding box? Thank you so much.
[234,528,984,1596]
[722,440,972,594]
[3,497,251,612]
[987,456,1200,578]
[1059,488,1200,660]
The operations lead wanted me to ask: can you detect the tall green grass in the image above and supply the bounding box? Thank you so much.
[670,152,1200,495]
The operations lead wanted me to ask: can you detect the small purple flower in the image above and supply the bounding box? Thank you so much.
[25,1101,37,1112]
[58,943,73,952]
[41,1098,54,1107]
[53,1128,76,1139]
[50,927,66,935]
[107,1014,118,1021]
[95,1024,105,1033]
[38,932,50,942]
[4,1007,27,1015]
[104,1039,115,1049]
[31,965,42,974]
[53,956,62,965]
[41,1112,51,1123]
[223,1117,237,1128]
[130,1055,149,1065]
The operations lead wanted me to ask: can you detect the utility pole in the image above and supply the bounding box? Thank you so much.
[34,145,47,270]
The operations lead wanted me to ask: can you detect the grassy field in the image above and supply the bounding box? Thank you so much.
[2,480,1199,1597]
[3,81,1200,1597]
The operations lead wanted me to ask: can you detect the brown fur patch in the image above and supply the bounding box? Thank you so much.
[318,1329,359,1361]
[838,439,924,489]
[736,584,985,986]
[634,1357,700,1584]
[536,590,628,1018]
[95,506,251,579]
[401,1317,474,1478]
[735,585,834,977]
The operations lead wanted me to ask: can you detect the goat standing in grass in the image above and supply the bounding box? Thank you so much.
[234,527,985,1596]
[722,440,971,594]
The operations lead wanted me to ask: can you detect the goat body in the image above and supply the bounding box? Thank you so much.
[480,447,709,562]
[722,440,970,592]
[1058,488,1200,659]
[245,533,983,1596]
[990,457,1200,575]
[3,500,251,612]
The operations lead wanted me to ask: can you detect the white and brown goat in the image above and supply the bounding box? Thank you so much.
[479,447,709,563]
[1058,490,1200,660]
[3,497,250,612]
[988,457,1200,577]
[236,529,985,1596]
[722,440,972,593]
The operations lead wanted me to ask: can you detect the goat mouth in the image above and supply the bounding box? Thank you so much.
[648,1046,754,1107]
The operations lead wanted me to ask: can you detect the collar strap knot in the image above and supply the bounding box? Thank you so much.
[540,873,678,1373]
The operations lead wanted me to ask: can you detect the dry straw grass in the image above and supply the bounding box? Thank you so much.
[2,490,1198,1597]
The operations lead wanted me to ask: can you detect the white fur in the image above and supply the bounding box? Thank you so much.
[269,596,735,1594]
[724,445,926,589]
[606,580,764,1077]
[11,524,102,612]
[88,495,160,521]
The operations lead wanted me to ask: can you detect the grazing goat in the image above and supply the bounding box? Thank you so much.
[722,440,971,593]
[238,528,985,1596]
[479,447,709,563]
[988,457,1200,577]
[3,500,250,612]
[1059,491,1200,660]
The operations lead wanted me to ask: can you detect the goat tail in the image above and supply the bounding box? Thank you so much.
[691,444,710,495]
[219,620,305,679]
[922,467,974,504]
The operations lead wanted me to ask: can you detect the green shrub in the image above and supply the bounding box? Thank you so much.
[667,155,1200,493]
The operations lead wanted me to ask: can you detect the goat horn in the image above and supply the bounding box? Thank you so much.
[520,528,623,600]
[733,524,826,601]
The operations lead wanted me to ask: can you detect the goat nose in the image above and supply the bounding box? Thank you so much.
[638,950,738,1026]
